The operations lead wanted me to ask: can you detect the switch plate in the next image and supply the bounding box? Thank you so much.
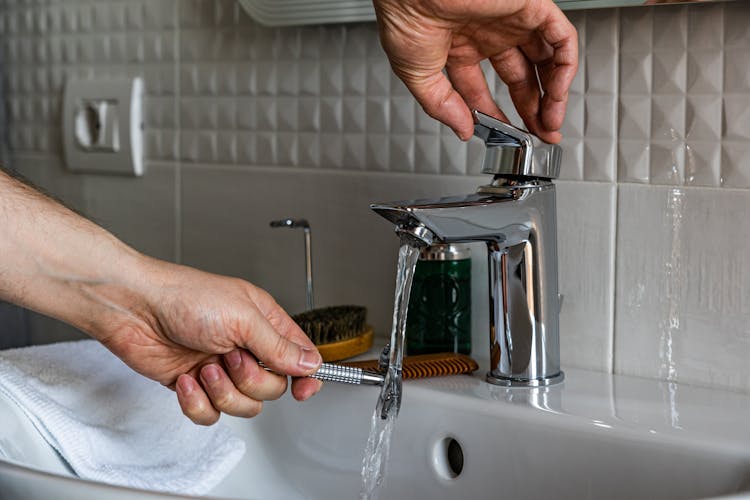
[62,78,144,176]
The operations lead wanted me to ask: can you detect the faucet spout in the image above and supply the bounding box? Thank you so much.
[371,112,564,387]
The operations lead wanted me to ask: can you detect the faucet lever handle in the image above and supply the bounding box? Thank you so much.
[472,110,561,180]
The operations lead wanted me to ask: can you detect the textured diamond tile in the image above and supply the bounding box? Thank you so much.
[584,139,615,182]
[653,6,687,50]
[320,58,343,96]
[277,61,299,96]
[414,135,440,174]
[277,97,298,132]
[145,0,177,30]
[342,97,365,134]
[723,1,750,49]
[560,93,584,139]
[724,48,750,93]
[687,50,722,94]
[688,3,724,50]
[721,141,750,188]
[180,130,199,162]
[216,98,237,129]
[569,54,585,95]
[685,95,721,141]
[366,56,390,97]
[197,131,218,163]
[652,51,687,95]
[389,135,414,173]
[256,132,278,165]
[584,94,616,139]
[585,9,618,53]
[366,134,389,171]
[236,97,257,130]
[585,51,617,95]
[685,141,720,187]
[217,131,237,164]
[620,7,652,53]
[319,132,343,169]
[650,140,685,185]
[277,132,299,166]
[256,61,277,96]
[298,132,320,167]
[343,133,366,170]
[440,137,466,176]
[236,132,257,165]
[620,52,652,95]
[298,98,320,133]
[559,138,584,181]
[320,97,342,132]
[256,97,277,130]
[236,63,257,95]
[319,25,346,59]
[618,140,650,183]
[619,95,651,141]
[299,60,320,96]
[723,95,750,141]
[343,58,366,96]
[366,98,389,133]
[389,97,414,134]
[651,95,685,141]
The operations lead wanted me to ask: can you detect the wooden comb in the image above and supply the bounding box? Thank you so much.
[342,352,478,380]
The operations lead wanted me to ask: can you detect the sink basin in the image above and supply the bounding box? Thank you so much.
[1,367,750,499]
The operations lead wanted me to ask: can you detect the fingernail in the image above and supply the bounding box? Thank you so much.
[225,350,242,370]
[201,364,220,384]
[177,375,194,395]
[298,347,321,370]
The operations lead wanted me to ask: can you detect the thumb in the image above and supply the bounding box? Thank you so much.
[241,288,322,377]
[242,315,322,377]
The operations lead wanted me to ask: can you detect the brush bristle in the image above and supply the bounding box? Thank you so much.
[292,305,367,345]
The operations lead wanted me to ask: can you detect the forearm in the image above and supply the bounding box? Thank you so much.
[0,169,151,338]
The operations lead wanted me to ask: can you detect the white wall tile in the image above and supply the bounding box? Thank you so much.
[556,181,615,372]
[615,184,750,392]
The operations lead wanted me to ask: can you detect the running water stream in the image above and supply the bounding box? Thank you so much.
[359,241,422,500]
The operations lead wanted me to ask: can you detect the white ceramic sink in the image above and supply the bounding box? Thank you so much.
[2,366,750,500]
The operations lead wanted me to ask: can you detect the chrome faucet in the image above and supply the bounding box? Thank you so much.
[372,111,564,387]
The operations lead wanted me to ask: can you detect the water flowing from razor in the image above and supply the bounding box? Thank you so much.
[360,232,425,500]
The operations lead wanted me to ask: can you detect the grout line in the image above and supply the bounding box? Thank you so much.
[607,8,621,376]
[609,182,619,376]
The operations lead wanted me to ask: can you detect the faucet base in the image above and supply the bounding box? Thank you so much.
[486,371,565,388]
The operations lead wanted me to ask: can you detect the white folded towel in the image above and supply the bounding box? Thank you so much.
[0,339,246,495]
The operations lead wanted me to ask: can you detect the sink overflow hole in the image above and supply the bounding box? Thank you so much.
[433,437,464,480]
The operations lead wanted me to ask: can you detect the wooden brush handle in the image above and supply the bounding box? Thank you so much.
[343,352,478,380]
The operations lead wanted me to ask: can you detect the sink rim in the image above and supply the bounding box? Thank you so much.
[2,366,750,499]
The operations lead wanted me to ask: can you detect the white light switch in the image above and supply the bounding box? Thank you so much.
[63,78,144,176]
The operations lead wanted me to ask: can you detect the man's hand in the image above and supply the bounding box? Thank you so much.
[372,0,578,143]
[95,260,323,426]
[0,170,322,426]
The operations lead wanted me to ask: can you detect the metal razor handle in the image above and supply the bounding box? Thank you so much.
[311,363,384,386]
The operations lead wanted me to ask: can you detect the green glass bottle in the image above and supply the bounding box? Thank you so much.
[406,244,471,355]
